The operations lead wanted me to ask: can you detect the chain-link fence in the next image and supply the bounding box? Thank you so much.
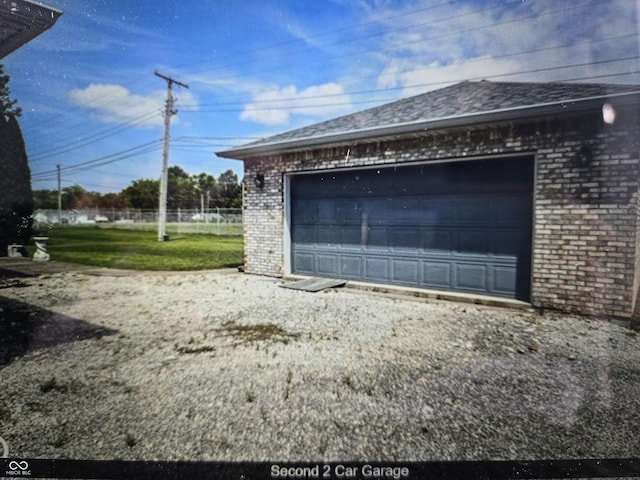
[34,208,243,236]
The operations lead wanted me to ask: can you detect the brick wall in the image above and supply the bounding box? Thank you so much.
[242,109,640,319]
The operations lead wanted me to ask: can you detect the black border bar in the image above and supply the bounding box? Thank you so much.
[2,458,639,480]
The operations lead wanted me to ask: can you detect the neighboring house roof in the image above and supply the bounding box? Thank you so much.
[217,80,640,159]
[0,0,61,59]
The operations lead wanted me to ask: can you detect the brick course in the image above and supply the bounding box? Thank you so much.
[242,109,640,320]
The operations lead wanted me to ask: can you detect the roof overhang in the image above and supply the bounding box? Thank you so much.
[217,90,640,160]
[1,0,62,59]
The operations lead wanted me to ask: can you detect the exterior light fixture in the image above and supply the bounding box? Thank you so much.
[574,143,592,168]
[254,173,265,188]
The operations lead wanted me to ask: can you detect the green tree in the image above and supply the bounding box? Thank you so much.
[167,165,195,210]
[0,64,31,255]
[61,184,101,209]
[217,169,242,208]
[100,192,126,209]
[33,189,58,210]
[123,178,159,209]
[0,65,21,117]
[193,172,217,212]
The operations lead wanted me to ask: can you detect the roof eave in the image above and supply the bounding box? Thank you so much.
[216,91,640,160]
[0,0,62,59]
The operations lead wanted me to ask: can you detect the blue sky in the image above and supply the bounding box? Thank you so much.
[3,0,638,194]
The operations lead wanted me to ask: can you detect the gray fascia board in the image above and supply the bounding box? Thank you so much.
[216,90,640,160]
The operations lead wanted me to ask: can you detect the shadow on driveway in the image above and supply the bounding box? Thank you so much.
[0,294,118,367]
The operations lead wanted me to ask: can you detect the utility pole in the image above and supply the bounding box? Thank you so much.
[154,71,189,242]
[57,164,62,224]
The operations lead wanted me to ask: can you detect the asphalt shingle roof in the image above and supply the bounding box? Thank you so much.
[218,80,640,159]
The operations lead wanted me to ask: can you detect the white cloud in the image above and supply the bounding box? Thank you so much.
[371,0,639,94]
[69,83,198,127]
[240,82,352,126]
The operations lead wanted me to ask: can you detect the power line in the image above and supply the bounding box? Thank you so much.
[29,110,160,162]
[31,139,163,180]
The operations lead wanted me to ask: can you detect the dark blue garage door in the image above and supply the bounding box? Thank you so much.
[290,157,533,300]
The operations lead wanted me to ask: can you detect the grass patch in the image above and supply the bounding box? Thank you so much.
[29,226,243,271]
[214,320,300,347]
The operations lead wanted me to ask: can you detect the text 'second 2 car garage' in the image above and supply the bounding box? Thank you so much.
[218,80,640,325]
[290,157,533,300]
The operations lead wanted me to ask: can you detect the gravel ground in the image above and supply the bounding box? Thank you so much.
[0,269,639,462]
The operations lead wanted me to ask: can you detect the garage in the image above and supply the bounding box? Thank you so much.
[290,155,534,300]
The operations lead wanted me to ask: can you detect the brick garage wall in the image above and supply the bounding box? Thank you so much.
[632,184,640,329]
[242,109,639,319]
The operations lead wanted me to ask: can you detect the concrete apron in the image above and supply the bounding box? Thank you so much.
[282,274,533,312]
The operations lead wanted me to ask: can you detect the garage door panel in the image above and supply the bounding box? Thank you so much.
[455,197,490,223]
[317,254,339,275]
[317,201,339,223]
[316,226,340,248]
[392,198,432,224]
[365,227,390,250]
[492,265,518,293]
[292,225,316,245]
[340,256,363,278]
[455,263,488,291]
[338,200,362,224]
[366,199,391,224]
[291,157,533,300]
[428,198,457,223]
[293,200,317,224]
[389,227,422,252]
[392,259,420,284]
[423,230,453,254]
[490,229,531,258]
[340,226,362,250]
[454,229,490,257]
[423,261,452,287]
[294,252,316,273]
[365,257,390,281]
[490,194,532,224]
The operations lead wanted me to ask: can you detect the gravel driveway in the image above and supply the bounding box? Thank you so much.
[0,269,639,462]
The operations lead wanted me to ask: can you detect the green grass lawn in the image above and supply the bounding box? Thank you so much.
[31,226,244,271]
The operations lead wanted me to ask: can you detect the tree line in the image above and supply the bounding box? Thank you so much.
[33,166,243,211]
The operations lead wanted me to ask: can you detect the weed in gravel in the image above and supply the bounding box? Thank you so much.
[343,374,355,391]
[209,436,232,451]
[284,370,293,400]
[25,401,44,412]
[39,376,68,394]
[176,345,216,355]
[125,432,137,447]
[0,407,10,423]
[246,391,255,403]
[49,429,67,448]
